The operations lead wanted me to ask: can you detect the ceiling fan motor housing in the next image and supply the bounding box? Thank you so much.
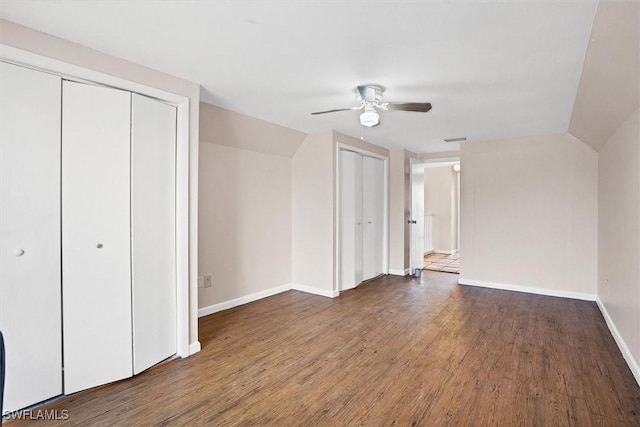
[356,85,385,105]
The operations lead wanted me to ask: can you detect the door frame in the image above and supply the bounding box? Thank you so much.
[335,143,389,293]
[409,156,461,273]
[409,158,425,273]
[0,45,192,358]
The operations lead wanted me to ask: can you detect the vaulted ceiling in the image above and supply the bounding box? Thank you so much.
[0,1,610,153]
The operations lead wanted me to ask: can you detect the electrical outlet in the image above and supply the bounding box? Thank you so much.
[198,276,204,288]
[204,275,212,288]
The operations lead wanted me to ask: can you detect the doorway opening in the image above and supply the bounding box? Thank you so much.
[410,158,461,275]
[423,252,460,274]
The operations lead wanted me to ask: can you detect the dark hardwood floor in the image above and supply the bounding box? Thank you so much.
[6,272,640,425]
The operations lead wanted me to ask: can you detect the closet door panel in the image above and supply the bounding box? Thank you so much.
[353,156,364,285]
[131,94,177,374]
[0,62,62,411]
[338,150,363,291]
[62,81,132,394]
[362,156,384,280]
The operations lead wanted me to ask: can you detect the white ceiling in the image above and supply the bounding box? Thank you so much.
[0,1,597,153]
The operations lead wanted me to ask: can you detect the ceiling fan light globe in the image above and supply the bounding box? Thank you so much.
[360,110,379,127]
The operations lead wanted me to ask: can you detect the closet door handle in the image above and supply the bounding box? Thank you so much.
[13,248,25,256]
[96,243,103,249]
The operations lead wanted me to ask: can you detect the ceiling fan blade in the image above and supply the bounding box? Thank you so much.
[383,102,432,113]
[311,106,362,115]
[357,85,377,103]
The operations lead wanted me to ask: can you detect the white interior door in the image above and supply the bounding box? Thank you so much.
[0,62,62,411]
[131,94,177,374]
[62,81,133,394]
[338,150,363,291]
[410,162,425,271]
[362,156,384,280]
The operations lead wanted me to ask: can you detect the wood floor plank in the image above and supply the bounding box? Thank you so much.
[5,272,640,426]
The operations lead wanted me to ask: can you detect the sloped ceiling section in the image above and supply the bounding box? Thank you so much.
[569,0,640,151]
[199,102,306,158]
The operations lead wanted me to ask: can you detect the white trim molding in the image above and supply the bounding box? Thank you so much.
[188,342,201,355]
[291,283,339,298]
[434,250,456,255]
[389,268,411,276]
[596,297,640,386]
[458,278,596,301]
[198,285,291,318]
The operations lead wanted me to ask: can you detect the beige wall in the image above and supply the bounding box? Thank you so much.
[199,108,392,303]
[460,133,598,297]
[291,131,389,293]
[389,150,406,273]
[453,169,459,252]
[598,108,640,378]
[292,131,335,293]
[424,166,456,253]
[198,102,302,307]
[198,142,292,307]
[570,0,640,382]
[0,19,202,349]
[199,103,306,157]
[198,106,392,303]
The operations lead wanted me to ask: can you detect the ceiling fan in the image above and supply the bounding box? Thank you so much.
[311,85,432,127]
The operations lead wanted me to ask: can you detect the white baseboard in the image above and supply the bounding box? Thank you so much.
[458,278,596,301]
[198,284,291,317]
[424,250,434,256]
[389,268,411,276]
[198,282,341,318]
[434,250,456,255]
[291,283,338,298]
[596,297,640,386]
[188,341,201,355]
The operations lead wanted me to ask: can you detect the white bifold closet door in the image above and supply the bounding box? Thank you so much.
[362,156,384,281]
[338,150,384,291]
[339,150,363,291]
[0,62,63,412]
[62,81,133,394]
[62,82,177,393]
[131,94,177,375]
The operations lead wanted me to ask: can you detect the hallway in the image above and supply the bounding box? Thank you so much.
[424,252,460,274]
